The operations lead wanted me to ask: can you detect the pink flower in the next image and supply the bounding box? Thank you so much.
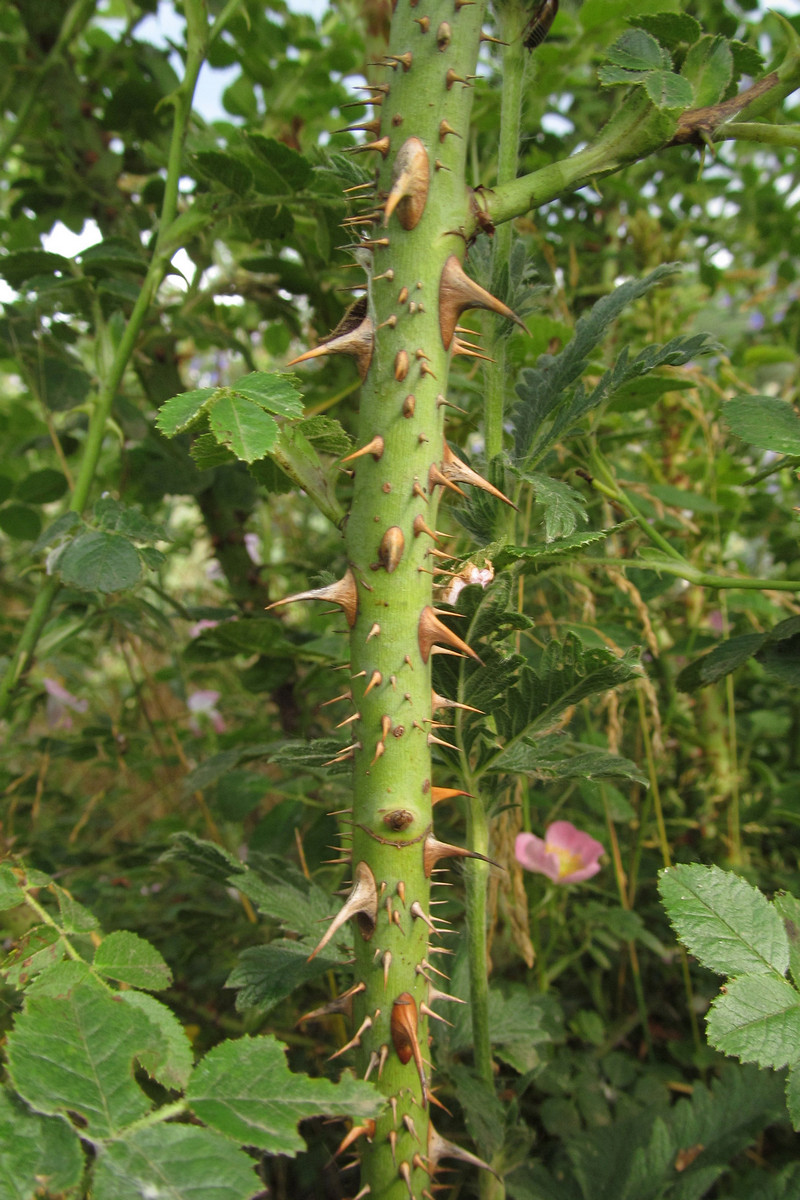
[440,560,494,605]
[42,677,88,730]
[187,689,226,734]
[515,821,604,884]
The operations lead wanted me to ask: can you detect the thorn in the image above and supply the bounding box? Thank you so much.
[426,1087,453,1117]
[335,1118,376,1156]
[436,21,451,48]
[403,394,416,418]
[453,336,495,362]
[364,1050,381,1081]
[346,136,391,157]
[373,268,394,282]
[342,434,385,463]
[266,566,359,628]
[296,981,366,1025]
[351,1186,372,1200]
[442,440,517,508]
[427,733,459,751]
[336,117,382,136]
[381,714,392,740]
[412,480,428,503]
[384,137,430,230]
[417,957,449,979]
[434,159,450,172]
[391,992,428,1104]
[307,862,378,960]
[371,740,385,764]
[389,1129,398,1164]
[395,349,410,380]
[419,360,437,379]
[382,949,392,988]
[413,515,443,544]
[410,901,437,932]
[378,526,405,573]
[377,314,398,330]
[392,909,404,930]
[386,51,413,70]
[414,14,430,30]
[396,880,406,905]
[398,1162,416,1199]
[398,286,409,303]
[403,1114,420,1142]
[420,1001,453,1026]
[429,463,466,498]
[428,984,466,1005]
[364,670,383,696]
[366,622,381,641]
[427,1125,500,1179]
[329,1012,375,1061]
[438,120,460,141]
[321,744,358,766]
[480,31,508,44]
[438,255,527,351]
[336,711,361,728]
[378,1042,389,1077]
[445,68,470,89]
[320,690,353,707]
[418,605,482,665]
[287,296,374,379]
[431,786,472,805]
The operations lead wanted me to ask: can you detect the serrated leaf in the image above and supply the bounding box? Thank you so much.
[706,974,800,1069]
[774,892,800,990]
[6,977,154,1136]
[606,29,670,72]
[298,414,352,456]
[523,472,588,541]
[119,992,193,1091]
[658,863,789,977]
[93,496,168,543]
[0,250,72,288]
[30,512,82,555]
[246,134,312,189]
[0,1089,83,1200]
[55,530,142,593]
[644,69,693,108]
[194,150,253,193]
[190,432,235,468]
[0,864,24,911]
[15,468,68,505]
[676,633,765,692]
[208,393,278,462]
[449,1065,505,1157]
[231,372,303,418]
[682,35,733,107]
[494,524,631,570]
[92,1125,258,1200]
[231,860,333,939]
[226,940,341,1012]
[51,883,101,934]
[94,931,172,990]
[630,13,702,48]
[156,388,217,436]
[162,832,247,883]
[723,396,800,456]
[186,1036,380,1155]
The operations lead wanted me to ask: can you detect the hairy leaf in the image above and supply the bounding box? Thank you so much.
[93,931,172,991]
[706,974,800,1069]
[0,1090,83,1200]
[723,395,800,456]
[659,864,789,977]
[226,940,342,1012]
[186,1035,380,1155]
[92,1125,258,1200]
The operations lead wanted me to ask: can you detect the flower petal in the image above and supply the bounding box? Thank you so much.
[515,833,562,883]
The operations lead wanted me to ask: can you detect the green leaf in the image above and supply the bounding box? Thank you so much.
[630,13,702,48]
[194,150,254,193]
[644,69,693,108]
[227,940,341,1012]
[232,371,304,418]
[54,530,142,593]
[94,931,172,990]
[93,496,168,543]
[606,29,670,72]
[190,432,236,469]
[208,393,279,462]
[0,250,72,289]
[92,1125,258,1200]
[494,524,631,570]
[162,831,246,882]
[706,973,800,1069]
[681,35,733,107]
[156,388,217,437]
[6,977,154,1136]
[14,469,68,505]
[723,396,800,456]
[0,505,41,541]
[774,892,800,990]
[449,1065,506,1157]
[118,992,193,1091]
[676,633,766,691]
[246,134,313,188]
[523,472,588,541]
[51,883,101,934]
[0,1089,83,1200]
[186,1035,381,1156]
[0,864,24,911]
[658,864,789,977]
[30,512,82,555]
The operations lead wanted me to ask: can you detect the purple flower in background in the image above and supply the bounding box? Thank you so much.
[188,689,226,734]
[515,821,604,884]
[43,678,88,730]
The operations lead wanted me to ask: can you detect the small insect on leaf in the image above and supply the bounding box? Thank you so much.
[523,0,558,51]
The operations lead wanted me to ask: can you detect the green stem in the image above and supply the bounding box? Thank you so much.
[714,122,800,149]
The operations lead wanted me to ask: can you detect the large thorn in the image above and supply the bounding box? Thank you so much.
[346,136,391,157]
[335,1118,376,1156]
[287,297,374,379]
[266,566,359,628]
[307,862,378,960]
[431,691,483,715]
[438,254,527,351]
[431,786,473,805]
[384,137,430,230]
[420,1000,453,1026]
[442,441,517,508]
[378,526,405,573]
[427,1125,500,1179]
[423,834,500,877]
[342,434,385,463]
[428,463,466,498]
[391,992,428,1104]
[418,606,482,665]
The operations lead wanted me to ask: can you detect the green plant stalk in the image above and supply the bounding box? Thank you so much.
[0,2,211,721]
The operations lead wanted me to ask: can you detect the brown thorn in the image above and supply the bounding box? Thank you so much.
[398,286,409,303]
[382,949,392,989]
[452,336,495,362]
[442,440,517,508]
[335,1118,377,1157]
[363,669,383,696]
[394,349,410,380]
[410,901,436,932]
[378,526,405,573]
[287,296,374,379]
[427,1125,500,1179]
[396,880,406,906]
[414,15,430,30]
[335,711,361,728]
[403,394,416,418]
[413,515,443,544]
[403,1114,420,1143]
[428,985,467,1005]
[366,622,381,641]
[307,862,377,960]
[346,136,391,158]
[389,1129,398,1164]
[445,68,470,89]
[364,1051,381,1081]
[429,463,466,498]
[438,254,527,351]
[432,691,483,714]
[418,605,482,665]
[431,786,472,805]
[378,1043,389,1077]
[296,980,366,1026]
[320,690,353,707]
[266,565,359,628]
[341,434,384,463]
[398,1162,415,1199]
[384,137,430,231]
[371,739,385,764]
[438,120,460,141]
